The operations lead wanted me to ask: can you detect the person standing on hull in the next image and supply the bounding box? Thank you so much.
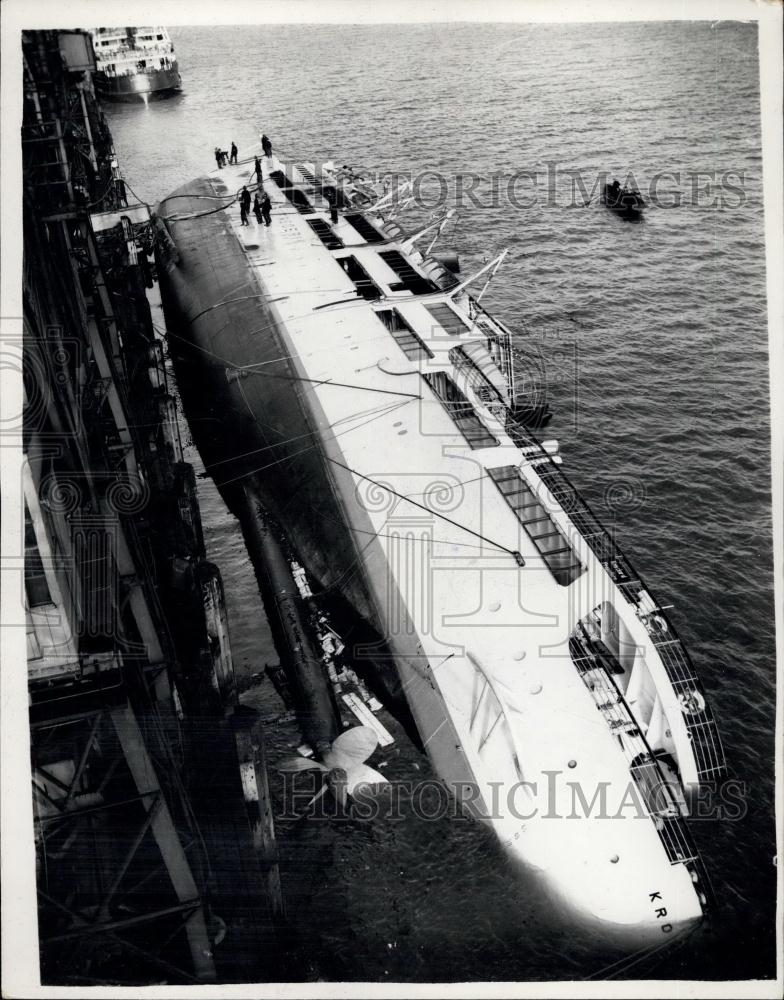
[326,190,338,224]
[230,141,238,165]
[261,133,272,159]
[254,155,263,184]
[253,192,263,225]
[261,191,272,226]
[214,146,223,169]
[239,186,252,227]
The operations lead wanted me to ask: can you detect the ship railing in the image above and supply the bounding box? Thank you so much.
[533,459,727,782]
[568,632,685,817]
[567,630,714,908]
[459,298,544,409]
[446,348,727,783]
[466,295,515,343]
[657,815,713,910]
[449,346,515,423]
[465,297,527,365]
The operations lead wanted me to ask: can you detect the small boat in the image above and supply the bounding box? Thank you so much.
[602,179,645,220]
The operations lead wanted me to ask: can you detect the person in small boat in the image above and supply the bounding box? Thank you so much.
[606,179,622,206]
[230,141,238,165]
[261,133,272,158]
[261,192,272,226]
[253,192,263,224]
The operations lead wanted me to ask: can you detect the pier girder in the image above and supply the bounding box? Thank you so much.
[32,700,215,983]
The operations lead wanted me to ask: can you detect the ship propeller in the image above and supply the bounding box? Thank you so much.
[277,725,388,808]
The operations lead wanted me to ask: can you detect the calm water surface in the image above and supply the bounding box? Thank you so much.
[104,20,775,982]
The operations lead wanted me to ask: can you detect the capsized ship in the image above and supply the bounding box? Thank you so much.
[90,27,181,101]
[156,150,727,943]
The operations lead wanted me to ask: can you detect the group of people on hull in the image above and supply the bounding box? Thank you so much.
[214,134,272,170]
[239,185,271,227]
[210,133,275,229]
[213,141,238,168]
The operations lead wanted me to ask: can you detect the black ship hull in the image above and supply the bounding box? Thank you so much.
[156,178,460,760]
[96,67,181,101]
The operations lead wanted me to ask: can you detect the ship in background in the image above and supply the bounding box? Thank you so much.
[90,27,181,101]
[156,150,727,945]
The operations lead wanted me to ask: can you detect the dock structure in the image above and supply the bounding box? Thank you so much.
[19,30,282,985]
